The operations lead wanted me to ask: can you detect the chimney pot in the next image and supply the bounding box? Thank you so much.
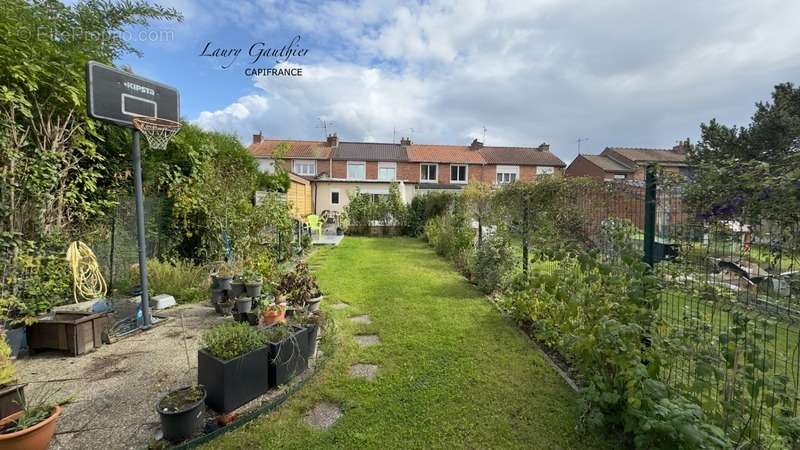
[469,138,483,150]
[672,138,690,154]
[539,142,550,152]
[252,132,263,145]
[400,137,411,146]
[327,133,338,147]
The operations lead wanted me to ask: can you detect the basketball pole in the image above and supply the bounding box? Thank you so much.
[132,129,153,329]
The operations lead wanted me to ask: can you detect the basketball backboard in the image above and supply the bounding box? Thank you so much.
[86,61,179,127]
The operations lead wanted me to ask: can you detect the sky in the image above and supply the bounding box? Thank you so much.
[117,0,800,163]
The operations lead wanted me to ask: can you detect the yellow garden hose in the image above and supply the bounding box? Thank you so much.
[66,241,107,303]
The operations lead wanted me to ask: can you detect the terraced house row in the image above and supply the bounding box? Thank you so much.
[248,132,566,216]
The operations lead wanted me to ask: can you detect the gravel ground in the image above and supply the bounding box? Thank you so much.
[16,303,226,450]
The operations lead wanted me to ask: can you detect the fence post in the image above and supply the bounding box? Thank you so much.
[643,165,656,266]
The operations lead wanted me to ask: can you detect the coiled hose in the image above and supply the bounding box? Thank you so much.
[66,241,107,303]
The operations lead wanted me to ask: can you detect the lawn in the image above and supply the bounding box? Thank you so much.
[204,237,616,449]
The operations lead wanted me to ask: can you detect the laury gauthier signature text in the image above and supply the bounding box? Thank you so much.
[200,35,309,69]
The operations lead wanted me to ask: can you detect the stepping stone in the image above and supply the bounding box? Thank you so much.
[303,402,342,430]
[348,314,372,324]
[354,334,380,347]
[349,364,378,381]
[329,302,349,310]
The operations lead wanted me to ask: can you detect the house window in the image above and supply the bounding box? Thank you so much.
[370,193,388,203]
[378,162,397,180]
[450,164,467,183]
[347,161,366,179]
[614,174,626,180]
[495,165,519,184]
[536,166,555,176]
[331,191,340,204]
[420,164,437,182]
[293,160,316,176]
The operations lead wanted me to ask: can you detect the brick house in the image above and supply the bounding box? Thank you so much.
[565,140,690,181]
[249,133,566,215]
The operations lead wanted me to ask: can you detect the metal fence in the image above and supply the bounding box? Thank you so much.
[85,196,169,294]
[571,170,800,446]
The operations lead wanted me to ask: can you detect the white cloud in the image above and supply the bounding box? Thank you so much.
[192,0,800,160]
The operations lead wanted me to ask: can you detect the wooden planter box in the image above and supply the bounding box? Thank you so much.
[27,312,110,356]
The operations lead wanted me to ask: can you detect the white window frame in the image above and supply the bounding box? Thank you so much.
[330,190,340,205]
[293,159,316,176]
[377,162,397,181]
[613,174,626,180]
[347,161,366,180]
[536,166,555,176]
[495,165,519,184]
[450,164,468,184]
[420,163,438,182]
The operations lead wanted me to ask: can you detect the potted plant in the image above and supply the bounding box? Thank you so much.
[242,268,263,298]
[229,277,245,299]
[0,335,24,420]
[212,262,236,291]
[217,299,234,316]
[235,296,253,314]
[276,262,323,312]
[294,310,325,360]
[198,322,269,413]
[261,324,306,388]
[155,386,206,443]
[259,302,286,326]
[0,395,62,450]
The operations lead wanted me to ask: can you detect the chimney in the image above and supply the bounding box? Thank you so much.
[252,131,263,145]
[469,138,483,151]
[400,137,411,146]
[672,138,690,154]
[538,142,550,152]
[326,133,338,147]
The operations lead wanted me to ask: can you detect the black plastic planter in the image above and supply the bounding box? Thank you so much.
[156,386,206,443]
[198,347,270,413]
[245,282,262,298]
[229,281,244,298]
[215,276,233,291]
[235,297,253,314]
[266,327,308,388]
[0,383,25,419]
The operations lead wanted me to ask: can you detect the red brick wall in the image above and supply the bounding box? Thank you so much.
[331,160,346,178]
[398,162,419,182]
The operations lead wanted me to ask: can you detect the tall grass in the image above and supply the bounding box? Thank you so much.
[131,259,210,304]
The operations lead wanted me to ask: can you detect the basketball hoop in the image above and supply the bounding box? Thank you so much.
[132,117,181,150]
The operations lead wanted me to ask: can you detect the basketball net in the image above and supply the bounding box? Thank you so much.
[132,117,182,150]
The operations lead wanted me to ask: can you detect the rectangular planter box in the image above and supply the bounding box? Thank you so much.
[0,384,25,419]
[27,312,110,356]
[266,326,309,388]
[198,346,270,413]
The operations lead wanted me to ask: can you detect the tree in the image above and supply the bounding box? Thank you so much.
[463,182,494,245]
[494,177,569,275]
[688,83,800,227]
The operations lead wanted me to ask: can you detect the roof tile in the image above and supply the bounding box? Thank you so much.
[479,146,566,166]
[406,144,485,164]
[249,139,332,159]
[332,142,407,161]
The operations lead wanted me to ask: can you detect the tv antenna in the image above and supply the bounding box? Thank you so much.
[316,118,335,138]
[576,137,589,154]
[482,126,487,142]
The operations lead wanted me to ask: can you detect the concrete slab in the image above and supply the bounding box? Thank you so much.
[348,315,372,324]
[303,402,342,430]
[329,302,349,310]
[348,364,378,381]
[354,335,381,347]
[312,234,344,246]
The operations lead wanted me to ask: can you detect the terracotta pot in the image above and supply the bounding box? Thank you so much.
[0,405,61,450]
[260,308,286,326]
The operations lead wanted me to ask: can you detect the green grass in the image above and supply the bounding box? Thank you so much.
[204,237,615,449]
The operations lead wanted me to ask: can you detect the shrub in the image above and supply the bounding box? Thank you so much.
[0,333,15,386]
[501,238,730,449]
[473,235,514,293]
[201,322,266,361]
[275,261,321,307]
[132,258,209,304]
[0,237,71,325]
